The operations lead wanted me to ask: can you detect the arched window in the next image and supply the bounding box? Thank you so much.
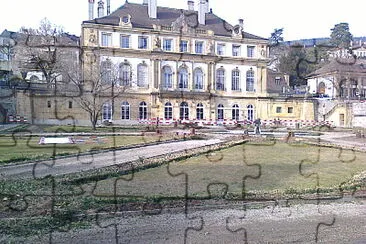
[30,75,40,82]
[247,104,254,121]
[178,67,189,89]
[194,68,204,90]
[351,79,358,97]
[137,63,148,87]
[339,79,346,98]
[101,59,112,83]
[232,104,239,120]
[196,103,204,120]
[246,69,254,92]
[162,66,173,88]
[232,69,240,91]
[164,102,173,120]
[121,101,130,120]
[102,102,112,121]
[119,62,131,86]
[139,101,148,120]
[216,68,225,90]
[217,104,224,120]
[318,82,325,94]
[180,102,189,120]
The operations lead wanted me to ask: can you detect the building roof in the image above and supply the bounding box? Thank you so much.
[308,58,366,77]
[83,2,267,40]
[0,29,18,39]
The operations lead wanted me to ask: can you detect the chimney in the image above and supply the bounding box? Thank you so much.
[205,0,209,14]
[148,0,157,19]
[187,0,194,11]
[88,0,95,20]
[198,0,206,25]
[106,0,111,15]
[97,0,105,18]
[239,19,243,28]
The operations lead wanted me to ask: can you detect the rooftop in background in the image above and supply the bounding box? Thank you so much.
[308,58,366,78]
[286,37,366,47]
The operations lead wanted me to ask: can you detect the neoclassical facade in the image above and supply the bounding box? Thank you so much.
[80,0,310,125]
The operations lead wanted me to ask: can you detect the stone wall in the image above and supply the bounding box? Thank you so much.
[352,102,366,127]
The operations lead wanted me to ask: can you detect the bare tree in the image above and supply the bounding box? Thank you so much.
[13,18,79,88]
[70,52,132,130]
[5,18,132,129]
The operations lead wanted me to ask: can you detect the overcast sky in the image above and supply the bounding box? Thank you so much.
[2,0,365,41]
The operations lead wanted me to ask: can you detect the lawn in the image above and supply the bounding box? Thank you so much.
[0,133,177,164]
[1,140,365,238]
[94,141,366,199]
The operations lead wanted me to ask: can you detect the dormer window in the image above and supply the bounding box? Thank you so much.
[122,16,129,23]
[120,15,131,26]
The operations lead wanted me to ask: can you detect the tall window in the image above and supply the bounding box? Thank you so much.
[195,41,204,54]
[180,40,188,52]
[231,69,240,91]
[102,103,112,121]
[247,104,254,121]
[101,59,112,83]
[217,43,225,55]
[196,103,204,120]
[178,67,188,89]
[232,45,241,56]
[164,102,173,120]
[194,68,204,90]
[121,101,130,120]
[163,39,173,51]
[216,68,225,90]
[351,80,358,97]
[120,35,130,48]
[138,36,148,49]
[180,102,189,120]
[139,101,148,120]
[275,77,281,85]
[232,104,239,120]
[246,69,254,92]
[137,63,148,87]
[101,33,112,46]
[217,104,224,120]
[119,63,131,86]
[247,46,255,58]
[162,66,173,88]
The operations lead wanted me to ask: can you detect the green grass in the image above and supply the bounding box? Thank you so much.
[0,133,176,164]
[1,140,365,238]
[41,125,147,133]
[94,141,366,198]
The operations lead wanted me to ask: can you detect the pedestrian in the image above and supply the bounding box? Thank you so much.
[254,118,261,135]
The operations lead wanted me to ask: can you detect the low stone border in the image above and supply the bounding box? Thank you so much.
[63,136,249,183]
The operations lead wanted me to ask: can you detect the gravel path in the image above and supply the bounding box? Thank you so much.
[0,138,222,179]
[4,201,365,244]
[318,131,366,151]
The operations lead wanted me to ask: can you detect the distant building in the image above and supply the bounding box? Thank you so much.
[266,69,290,95]
[307,58,366,127]
[307,58,366,99]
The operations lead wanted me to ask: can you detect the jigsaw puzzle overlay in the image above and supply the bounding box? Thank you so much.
[1,1,366,243]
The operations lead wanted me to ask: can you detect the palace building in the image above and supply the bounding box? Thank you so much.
[79,0,313,125]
